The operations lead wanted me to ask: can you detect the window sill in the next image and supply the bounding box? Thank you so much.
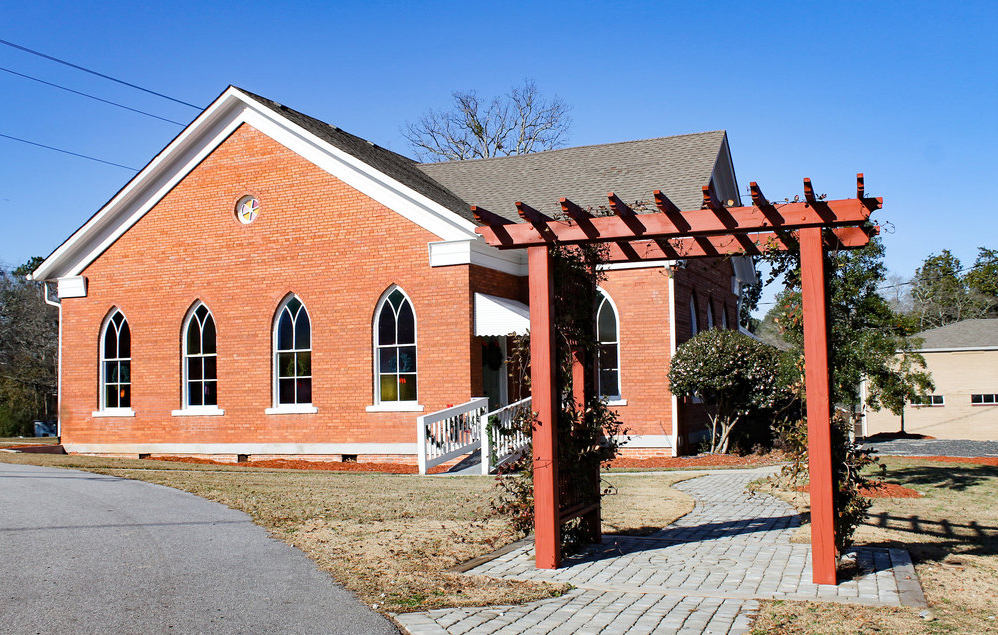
[366,403,425,413]
[604,398,628,407]
[91,408,135,418]
[172,407,225,416]
[265,405,318,415]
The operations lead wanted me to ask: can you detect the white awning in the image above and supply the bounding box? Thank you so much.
[474,293,530,336]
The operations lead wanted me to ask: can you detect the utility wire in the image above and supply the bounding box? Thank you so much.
[0,65,185,126]
[0,38,202,110]
[0,133,138,171]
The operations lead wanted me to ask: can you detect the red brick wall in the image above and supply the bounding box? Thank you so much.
[61,124,477,448]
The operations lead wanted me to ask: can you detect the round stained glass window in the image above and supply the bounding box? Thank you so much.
[235,195,259,224]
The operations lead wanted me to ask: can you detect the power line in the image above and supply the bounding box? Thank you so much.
[0,65,185,126]
[0,132,138,171]
[0,38,202,110]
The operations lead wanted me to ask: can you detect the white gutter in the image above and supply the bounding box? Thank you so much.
[42,282,62,438]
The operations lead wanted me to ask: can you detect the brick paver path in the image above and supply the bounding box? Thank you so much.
[395,467,925,635]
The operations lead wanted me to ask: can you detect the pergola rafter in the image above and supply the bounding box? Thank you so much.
[472,174,878,586]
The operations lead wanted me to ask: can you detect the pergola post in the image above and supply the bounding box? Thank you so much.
[800,227,837,584]
[528,245,560,569]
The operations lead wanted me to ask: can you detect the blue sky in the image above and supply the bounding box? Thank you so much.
[2,1,996,311]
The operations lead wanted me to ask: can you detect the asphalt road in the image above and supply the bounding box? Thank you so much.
[860,438,998,457]
[0,462,400,635]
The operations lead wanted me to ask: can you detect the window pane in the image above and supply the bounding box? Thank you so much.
[188,357,203,380]
[597,301,616,341]
[296,351,311,376]
[600,370,619,397]
[397,301,415,344]
[287,297,302,314]
[294,310,310,350]
[296,378,312,404]
[119,385,130,408]
[380,348,397,373]
[279,378,296,404]
[399,374,417,401]
[188,381,203,406]
[204,381,217,406]
[398,346,416,373]
[105,385,119,409]
[972,394,983,404]
[378,308,396,345]
[278,353,295,378]
[104,325,117,359]
[119,361,130,383]
[203,355,217,381]
[202,315,216,354]
[380,375,398,401]
[118,321,131,358]
[388,289,404,311]
[277,310,294,351]
[106,361,119,383]
[599,344,618,371]
[187,319,201,355]
[985,394,996,404]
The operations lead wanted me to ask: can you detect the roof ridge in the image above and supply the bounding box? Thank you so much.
[418,130,727,167]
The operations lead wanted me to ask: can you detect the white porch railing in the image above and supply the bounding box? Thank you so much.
[417,398,488,475]
[480,397,532,475]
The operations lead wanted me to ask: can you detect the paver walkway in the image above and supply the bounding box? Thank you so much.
[395,467,925,635]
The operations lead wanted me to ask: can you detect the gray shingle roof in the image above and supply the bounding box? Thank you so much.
[916,319,998,350]
[236,87,476,222]
[417,131,727,222]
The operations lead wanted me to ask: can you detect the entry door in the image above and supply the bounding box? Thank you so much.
[481,336,508,412]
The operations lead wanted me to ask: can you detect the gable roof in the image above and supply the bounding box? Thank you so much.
[417,131,729,222]
[915,319,998,351]
[236,89,475,222]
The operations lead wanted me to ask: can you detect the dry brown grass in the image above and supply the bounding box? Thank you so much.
[1,452,694,613]
[752,458,998,634]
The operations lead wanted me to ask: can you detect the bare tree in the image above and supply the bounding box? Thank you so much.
[403,80,571,162]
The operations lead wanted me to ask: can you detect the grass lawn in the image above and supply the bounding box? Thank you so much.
[752,457,998,634]
[0,452,693,613]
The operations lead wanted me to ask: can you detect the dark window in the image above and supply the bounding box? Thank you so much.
[101,310,131,409]
[596,292,620,399]
[184,304,217,407]
[275,296,312,405]
[376,288,417,402]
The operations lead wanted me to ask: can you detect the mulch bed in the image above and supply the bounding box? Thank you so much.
[607,452,785,470]
[859,481,923,498]
[900,455,998,467]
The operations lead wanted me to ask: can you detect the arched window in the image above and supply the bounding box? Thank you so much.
[374,287,417,403]
[183,303,217,408]
[274,295,312,407]
[706,299,715,330]
[689,293,699,337]
[596,291,621,399]
[100,309,131,411]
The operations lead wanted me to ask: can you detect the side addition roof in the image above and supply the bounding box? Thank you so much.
[417,131,735,222]
[915,319,998,351]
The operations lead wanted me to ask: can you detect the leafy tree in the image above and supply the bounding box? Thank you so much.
[403,79,571,161]
[766,238,933,417]
[668,329,796,454]
[0,257,58,436]
[909,248,994,328]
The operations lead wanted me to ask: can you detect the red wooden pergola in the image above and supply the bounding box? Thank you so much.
[473,175,880,585]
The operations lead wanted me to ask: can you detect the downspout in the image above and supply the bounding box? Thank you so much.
[41,281,62,438]
[667,263,678,457]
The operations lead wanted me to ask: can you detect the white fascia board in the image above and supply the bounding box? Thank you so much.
[428,239,527,276]
[598,260,674,271]
[56,276,87,298]
[32,87,478,281]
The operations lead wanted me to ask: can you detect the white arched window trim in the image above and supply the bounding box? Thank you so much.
[596,288,627,406]
[265,294,317,415]
[172,301,224,417]
[367,285,424,413]
[92,308,135,417]
[706,298,715,330]
[689,293,699,337]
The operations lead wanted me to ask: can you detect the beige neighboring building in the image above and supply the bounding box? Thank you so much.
[862,319,998,440]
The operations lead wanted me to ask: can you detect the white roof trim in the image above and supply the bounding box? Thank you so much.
[475,293,530,337]
[916,346,998,353]
[32,86,479,281]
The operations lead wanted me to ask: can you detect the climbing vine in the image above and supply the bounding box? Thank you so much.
[491,243,627,552]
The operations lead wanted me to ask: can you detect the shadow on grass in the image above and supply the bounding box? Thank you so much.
[882,462,998,492]
[860,510,998,562]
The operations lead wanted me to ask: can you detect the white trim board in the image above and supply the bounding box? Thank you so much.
[64,442,418,455]
[31,86,481,282]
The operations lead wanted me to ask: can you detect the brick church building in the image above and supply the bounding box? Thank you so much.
[30,86,754,463]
